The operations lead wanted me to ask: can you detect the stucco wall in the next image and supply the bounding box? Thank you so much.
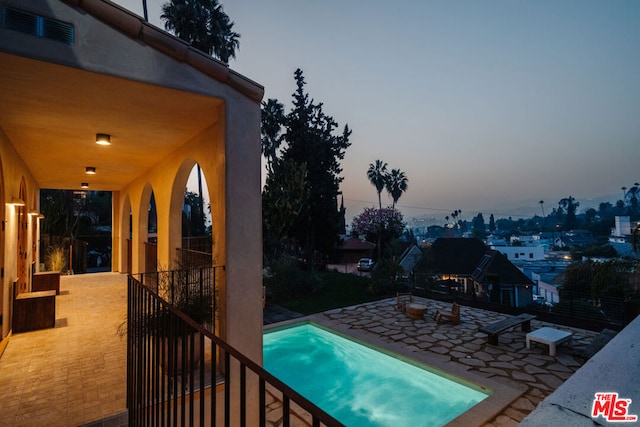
[0,130,40,339]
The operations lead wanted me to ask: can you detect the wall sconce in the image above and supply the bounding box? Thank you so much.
[81,182,89,189]
[7,197,26,206]
[96,133,111,145]
[85,166,96,175]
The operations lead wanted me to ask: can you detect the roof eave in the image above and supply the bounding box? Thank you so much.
[63,0,264,102]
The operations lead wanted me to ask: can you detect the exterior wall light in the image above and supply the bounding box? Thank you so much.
[96,133,111,145]
[85,166,96,174]
[7,197,26,206]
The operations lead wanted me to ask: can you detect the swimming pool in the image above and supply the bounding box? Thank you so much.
[264,322,490,426]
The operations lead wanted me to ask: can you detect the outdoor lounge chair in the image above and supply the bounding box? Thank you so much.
[433,302,460,324]
[395,292,413,311]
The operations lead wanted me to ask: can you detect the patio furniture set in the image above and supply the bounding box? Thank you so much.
[395,292,574,356]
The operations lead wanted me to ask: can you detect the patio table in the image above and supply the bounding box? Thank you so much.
[526,327,573,356]
[406,303,428,320]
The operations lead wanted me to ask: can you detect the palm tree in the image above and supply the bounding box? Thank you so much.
[385,169,408,210]
[367,160,388,209]
[161,0,240,63]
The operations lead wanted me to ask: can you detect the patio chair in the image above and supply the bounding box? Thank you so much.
[433,302,460,324]
[395,292,413,311]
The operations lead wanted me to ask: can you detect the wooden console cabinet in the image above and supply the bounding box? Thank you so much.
[32,271,61,294]
[13,290,56,333]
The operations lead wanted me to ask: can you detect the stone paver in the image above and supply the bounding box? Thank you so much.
[0,273,128,427]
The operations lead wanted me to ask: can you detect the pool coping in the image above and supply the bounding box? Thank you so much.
[264,315,527,427]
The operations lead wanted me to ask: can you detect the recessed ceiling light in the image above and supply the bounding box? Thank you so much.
[96,133,111,145]
[85,166,96,174]
[81,182,89,189]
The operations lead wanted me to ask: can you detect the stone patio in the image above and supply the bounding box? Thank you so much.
[305,296,599,426]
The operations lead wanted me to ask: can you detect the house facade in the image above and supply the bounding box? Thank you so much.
[418,238,535,307]
[0,0,263,377]
[491,245,545,262]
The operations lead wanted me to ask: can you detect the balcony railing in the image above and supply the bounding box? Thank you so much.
[126,272,343,426]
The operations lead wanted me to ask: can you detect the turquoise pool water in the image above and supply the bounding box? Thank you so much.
[263,323,489,427]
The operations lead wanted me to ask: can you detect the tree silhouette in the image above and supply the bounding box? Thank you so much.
[559,196,579,230]
[260,98,285,171]
[261,69,351,265]
[161,0,240,63]
[367,160,388,209]
[385,168,408,210]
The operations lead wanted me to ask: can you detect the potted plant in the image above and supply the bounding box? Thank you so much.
[118,267,215,376]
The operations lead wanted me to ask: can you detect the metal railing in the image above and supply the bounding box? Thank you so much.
[137,267,219,334]
[126,273,343,426]
[176,247,213,270]
[181,236,213,254]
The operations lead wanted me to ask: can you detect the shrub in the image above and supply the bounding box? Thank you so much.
[265,255,322,299]
[45,244,67,272]
[369,259,406,295]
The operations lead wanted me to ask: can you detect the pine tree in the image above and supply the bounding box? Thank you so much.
[262,69,351,265]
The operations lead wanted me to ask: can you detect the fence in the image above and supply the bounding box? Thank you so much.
[182,236,213,254]
[410,277,638,331]
[126,273,343,426]
[176,247,213,270]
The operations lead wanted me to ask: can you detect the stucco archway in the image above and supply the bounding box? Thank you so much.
[139,184,156,273]
[171,159,216,256]
[119,194,132,274]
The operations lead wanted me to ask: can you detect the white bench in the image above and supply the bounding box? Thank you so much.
[526,327,573,356]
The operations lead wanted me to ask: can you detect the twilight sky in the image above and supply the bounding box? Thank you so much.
[117,0,640,224]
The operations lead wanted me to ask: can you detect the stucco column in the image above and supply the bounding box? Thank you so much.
[224,98,263,361]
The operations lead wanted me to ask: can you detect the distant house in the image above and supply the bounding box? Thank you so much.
[491,245,545,262]
[509,234,541,246]
[398,244,423,277]
[334,235,375,264]
[555,229,597,248]
[415,238,535,307]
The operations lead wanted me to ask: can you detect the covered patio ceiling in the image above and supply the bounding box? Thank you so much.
[0,51,223,191]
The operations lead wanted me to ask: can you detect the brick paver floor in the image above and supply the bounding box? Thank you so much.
[0,272,128,427]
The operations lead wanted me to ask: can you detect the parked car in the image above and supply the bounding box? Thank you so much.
[357,258,374,271]
[532,295,546,305]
